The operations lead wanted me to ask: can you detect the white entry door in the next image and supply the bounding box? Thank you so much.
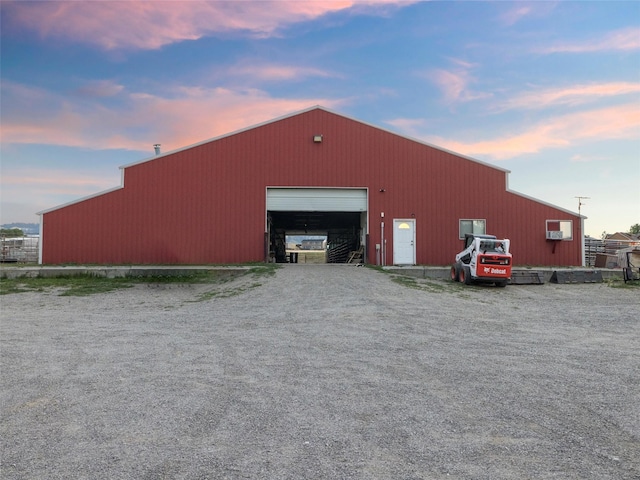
[393,219,416,265]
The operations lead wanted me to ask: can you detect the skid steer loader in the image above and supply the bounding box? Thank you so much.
[451,234,512,287]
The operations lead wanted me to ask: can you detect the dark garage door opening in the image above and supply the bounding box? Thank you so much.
[268,211,364,263]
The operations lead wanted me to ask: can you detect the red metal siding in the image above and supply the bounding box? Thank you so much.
[42,107,583,266]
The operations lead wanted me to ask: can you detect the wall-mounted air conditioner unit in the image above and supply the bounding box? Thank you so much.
[546,231,563,240]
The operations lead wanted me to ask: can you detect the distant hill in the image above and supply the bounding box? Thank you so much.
[1,223,39,235]
[286,235,326,243]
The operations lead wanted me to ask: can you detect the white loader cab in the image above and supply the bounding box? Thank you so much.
[451,234,512,287]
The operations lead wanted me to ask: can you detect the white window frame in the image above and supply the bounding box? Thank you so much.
[546,220,573,241]
[459,219,486,239]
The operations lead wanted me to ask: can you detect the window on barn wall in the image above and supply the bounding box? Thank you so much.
[546,220,573,240]
[459,219,486,239]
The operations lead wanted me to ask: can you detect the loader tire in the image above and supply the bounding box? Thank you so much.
[460,266,472,285]
[450,264,460,282]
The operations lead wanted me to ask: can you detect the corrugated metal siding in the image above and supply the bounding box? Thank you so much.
[42,107,582,266]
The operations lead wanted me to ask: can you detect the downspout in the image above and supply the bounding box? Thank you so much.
[380,212,385,266]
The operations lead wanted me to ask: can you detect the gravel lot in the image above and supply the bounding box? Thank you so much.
[1,265,639,479]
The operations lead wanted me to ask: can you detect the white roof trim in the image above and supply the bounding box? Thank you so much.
[509,190,584,219]
[505,177,583,218]
[37,169,125,215]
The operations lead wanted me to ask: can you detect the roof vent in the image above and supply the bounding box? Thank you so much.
[153,144,161,155]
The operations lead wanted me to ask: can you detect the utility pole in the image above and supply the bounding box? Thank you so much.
[575,196,590,216]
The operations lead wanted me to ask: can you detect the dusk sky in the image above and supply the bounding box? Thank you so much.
[1,1,639,237]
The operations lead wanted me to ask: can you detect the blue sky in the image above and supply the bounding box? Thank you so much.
[1,0,639,237]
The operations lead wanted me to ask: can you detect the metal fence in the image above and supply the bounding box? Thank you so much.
[1,236,39,263]
[584,237,605,267]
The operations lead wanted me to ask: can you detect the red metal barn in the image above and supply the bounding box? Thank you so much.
[39,106,584,266]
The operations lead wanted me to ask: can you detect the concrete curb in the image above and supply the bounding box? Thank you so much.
[1,264,624,282]
[0,265,250,279]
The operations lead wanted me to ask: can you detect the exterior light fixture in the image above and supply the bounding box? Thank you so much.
[313,135,323,143]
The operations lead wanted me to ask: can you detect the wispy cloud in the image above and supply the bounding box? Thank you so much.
[428,104,640,160]
[500,82,640,110]
[498,2,557,26]
[539,27,640,53]
[499,5,533,26]
[385,117,426,129]
[2,170,110,192]
[570,154,606,163]
[75,80,125,98]
[429,69,469,103]
[227,63,338,81]
[423,62,492,104]
[0,80,345,151]
[3,0,414,50]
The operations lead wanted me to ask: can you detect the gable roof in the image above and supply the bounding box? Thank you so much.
[606,232,640,241]
[120,105,511,175]
[38,106,581,218]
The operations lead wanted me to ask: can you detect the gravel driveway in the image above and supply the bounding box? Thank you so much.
[1,265,639,479]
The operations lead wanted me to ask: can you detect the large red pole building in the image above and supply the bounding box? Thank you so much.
[39,107,583,266]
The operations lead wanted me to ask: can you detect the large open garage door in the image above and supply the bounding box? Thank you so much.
[266,188,367,263]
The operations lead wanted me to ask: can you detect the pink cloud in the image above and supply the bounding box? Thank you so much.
[428,104,640,160]
[227,63,337,81]
[2,171,110,191]
[3,1,414,50]
[0,168,119,212]
[1,120,93,148]
[0,80,346,151]
[426,67,492,104]
[498,2,557,26]
[539,27,640,53]
[429,69,468,103]
[130,89,347,151]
